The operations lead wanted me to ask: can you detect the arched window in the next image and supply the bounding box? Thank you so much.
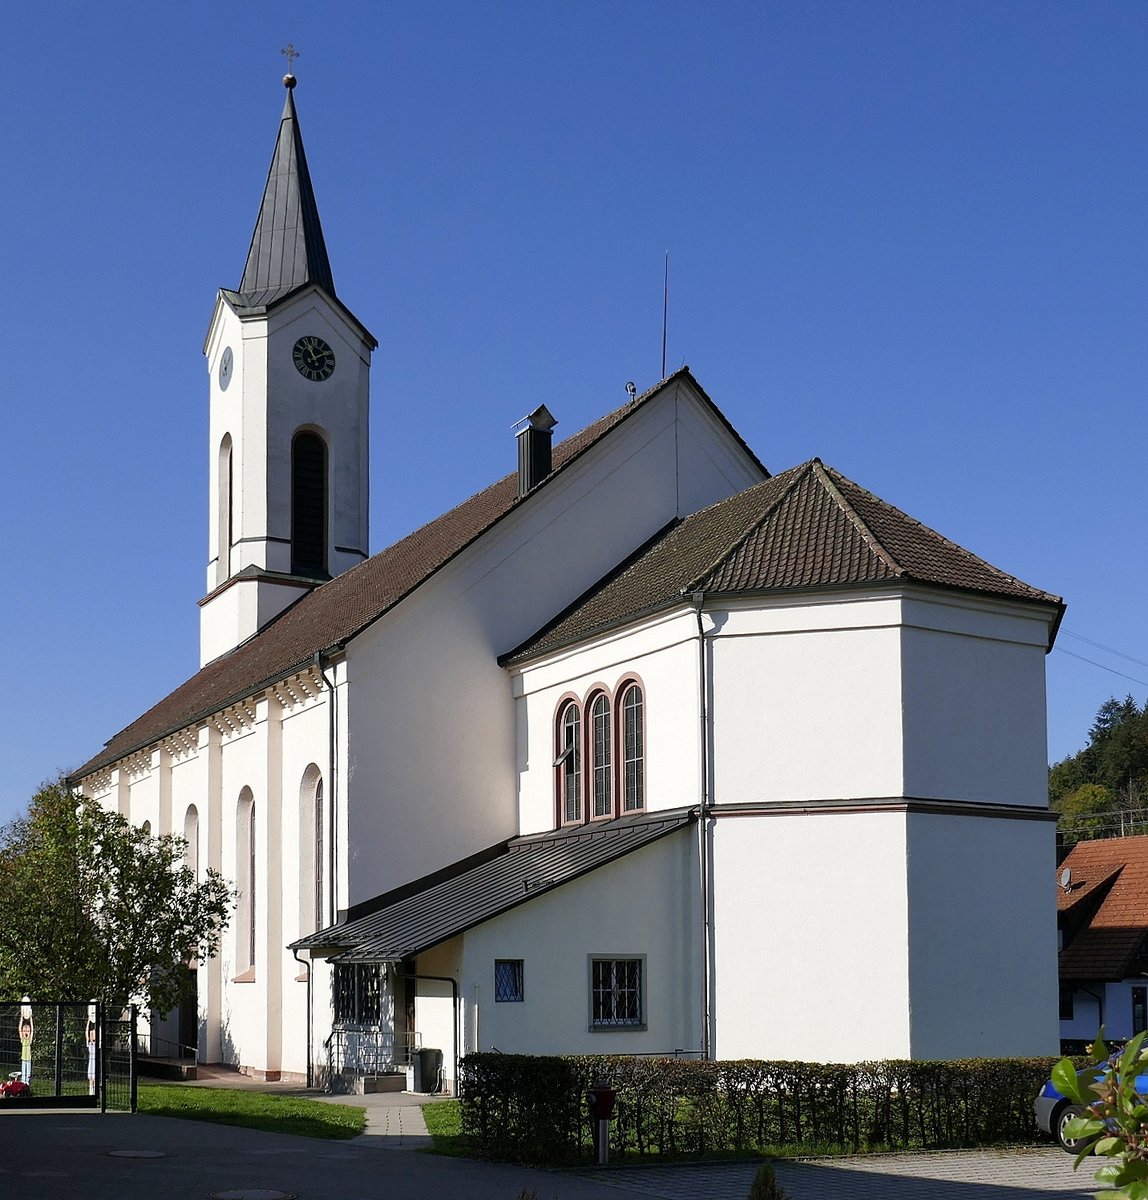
[291,431,327,578]
[556,702,582,824]
[141,820,152,836]
[217,434,233,585]
[236,789,256,974]
[183,805,200,880]
[299,766,324,936]
[620,683,645,813]
[590,692,612,819]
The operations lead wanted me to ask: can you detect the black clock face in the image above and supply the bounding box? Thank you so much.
[219,346,234,391]
[292,335,336,382]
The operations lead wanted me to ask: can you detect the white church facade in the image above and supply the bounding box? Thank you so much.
[73,78,1064,1091]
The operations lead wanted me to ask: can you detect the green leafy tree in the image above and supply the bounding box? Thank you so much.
[1058,783,1115,840]
[1054,1030,1148,1198]
[0,781,232,1014]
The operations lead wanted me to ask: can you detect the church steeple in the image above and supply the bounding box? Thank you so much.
[200,75,375,667]
[234,76,335,309]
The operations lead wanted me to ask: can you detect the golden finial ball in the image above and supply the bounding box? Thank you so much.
[283,73,297,89]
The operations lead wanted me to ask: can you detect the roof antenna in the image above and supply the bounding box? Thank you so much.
[661,251,669,380]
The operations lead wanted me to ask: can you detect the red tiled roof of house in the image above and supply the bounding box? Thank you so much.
[1058,836,1148,981]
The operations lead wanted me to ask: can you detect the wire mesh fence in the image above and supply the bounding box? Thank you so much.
[0,1001,136,1111]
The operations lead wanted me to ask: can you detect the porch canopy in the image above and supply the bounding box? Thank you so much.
[291,807,695,961]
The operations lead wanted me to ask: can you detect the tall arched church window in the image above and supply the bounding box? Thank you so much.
[590,692,613,818]
[291,431,327,578]
[217,434,233,585]
[183,805,200,880]
[621,683,645,812]
[236,789,256,974]
[555,702,582,824]
[298,765,324,937]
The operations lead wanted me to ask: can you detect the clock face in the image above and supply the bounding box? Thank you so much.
[292,335,336,382]
[218,346,234,391]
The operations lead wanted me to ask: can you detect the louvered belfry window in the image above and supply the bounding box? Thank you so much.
[292,431,327,578]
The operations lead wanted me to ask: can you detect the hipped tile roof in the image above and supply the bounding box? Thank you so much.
[502,459,1063,665]
[293,808,694,959]
[1058,837,1148,982]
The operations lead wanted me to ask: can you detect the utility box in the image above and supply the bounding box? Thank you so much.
[415,1047,443,1093]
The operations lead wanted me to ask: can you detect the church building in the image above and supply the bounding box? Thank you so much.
[73,77,1065,1090]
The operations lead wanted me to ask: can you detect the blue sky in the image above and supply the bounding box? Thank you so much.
[2,1,1145,825]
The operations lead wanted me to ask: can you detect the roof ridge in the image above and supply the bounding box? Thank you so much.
[683,462,814,594]
[820,463,1060,601]
[811,460,904,577]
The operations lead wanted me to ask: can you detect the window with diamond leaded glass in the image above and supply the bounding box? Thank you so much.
[621,684,644,812]
[590,957,644,1028]
[494,959,524,1002]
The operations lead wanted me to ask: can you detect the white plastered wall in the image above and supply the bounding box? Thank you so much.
[459,829,700,1056]
[81,670,335,1080]
[343,381,763,905]
[904,810,1059,1057]
[710,810,913,1061]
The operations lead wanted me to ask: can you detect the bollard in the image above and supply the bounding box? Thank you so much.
[585,1080,618,1166]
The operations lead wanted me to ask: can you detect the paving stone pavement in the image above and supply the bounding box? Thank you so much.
[586,1147,1104,1199]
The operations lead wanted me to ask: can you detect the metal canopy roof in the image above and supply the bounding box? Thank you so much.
[293,808,695,962]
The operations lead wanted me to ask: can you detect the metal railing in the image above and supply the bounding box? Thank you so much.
[325,1027,421,1090]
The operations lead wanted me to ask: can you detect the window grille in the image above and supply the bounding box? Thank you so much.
[591,958,643,1027]
[494,959,524,1003]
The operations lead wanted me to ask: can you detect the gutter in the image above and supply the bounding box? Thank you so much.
[291,947,313,1087]
[692,590,712,1059]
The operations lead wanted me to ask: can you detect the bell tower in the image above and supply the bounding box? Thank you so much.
[200,74,376,666]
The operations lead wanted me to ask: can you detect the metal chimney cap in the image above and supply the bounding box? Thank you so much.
[513,404,558,435]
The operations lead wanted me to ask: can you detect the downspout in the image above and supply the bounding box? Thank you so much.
[315,651,337,928]
[399,973,460,1094]
[291,947,313,1088]
[692,591,712,1060]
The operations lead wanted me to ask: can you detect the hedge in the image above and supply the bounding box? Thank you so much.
[459,1053,1077,1163]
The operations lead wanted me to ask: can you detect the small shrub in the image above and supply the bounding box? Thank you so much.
[747,1163,789,1200]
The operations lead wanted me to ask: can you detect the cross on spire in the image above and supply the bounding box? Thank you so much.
[281,43,299,84]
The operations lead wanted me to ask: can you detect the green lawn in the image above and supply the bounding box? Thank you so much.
[421,1099,469,1155]
[138,1083,366,1139]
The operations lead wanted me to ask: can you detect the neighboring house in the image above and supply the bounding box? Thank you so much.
[71,78,1066,1091]
[1057,836,1148,1051]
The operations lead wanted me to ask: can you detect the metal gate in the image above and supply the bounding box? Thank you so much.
[0,1000,137,1112]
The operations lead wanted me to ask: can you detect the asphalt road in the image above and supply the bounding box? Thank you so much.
[0,1109,1106,1200]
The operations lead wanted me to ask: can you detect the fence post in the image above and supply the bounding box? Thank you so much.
[54,1004,64,1097]
[98,1003,107,1114]
[129,1005,139,1114]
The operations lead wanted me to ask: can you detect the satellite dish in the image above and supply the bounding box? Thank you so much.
[1060,867,1072,890]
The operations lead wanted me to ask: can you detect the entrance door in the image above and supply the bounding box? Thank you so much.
[1133,986,1147,1035]
[178,968,199,1060]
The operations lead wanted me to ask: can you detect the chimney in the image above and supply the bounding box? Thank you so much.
[515,405,557,498]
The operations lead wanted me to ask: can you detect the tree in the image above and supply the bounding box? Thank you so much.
[0,781,232,1015]
[1058,783,1115,840]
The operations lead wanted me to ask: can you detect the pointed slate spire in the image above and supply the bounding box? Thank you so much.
[236,77,335,307]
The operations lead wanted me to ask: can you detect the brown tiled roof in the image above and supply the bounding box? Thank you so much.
[1058,837,1148,982]
[73,369,754,780]
[502,459,1063,665]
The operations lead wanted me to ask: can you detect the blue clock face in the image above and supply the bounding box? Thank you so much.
[219,346,234,391]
